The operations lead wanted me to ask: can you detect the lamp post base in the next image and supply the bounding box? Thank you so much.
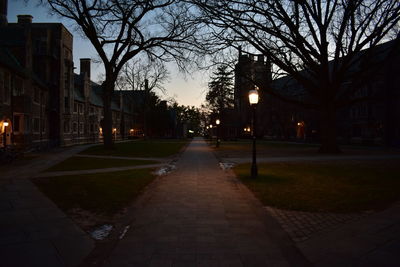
[251,162,258,178]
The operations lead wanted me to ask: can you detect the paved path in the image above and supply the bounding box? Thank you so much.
[103,138,309,267]
[33,163,166,178]
[0,145,95,267]
[223,154,400,164]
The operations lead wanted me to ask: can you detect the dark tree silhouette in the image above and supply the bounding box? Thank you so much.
[206,65,234,114]
[193,0,400,153]
[172,103,202,135]
[41,0,199,148]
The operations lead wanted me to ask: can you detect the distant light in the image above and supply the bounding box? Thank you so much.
[216,119,220,125]
[130,129,134,132]
[188,130,194,133]
[297,122,301,126]
[3,122,9,127]
[209,125,213,128]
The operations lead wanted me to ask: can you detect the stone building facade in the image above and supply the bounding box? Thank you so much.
[233,40,400,146]
[0,14,51,149]
[0,6,139,150]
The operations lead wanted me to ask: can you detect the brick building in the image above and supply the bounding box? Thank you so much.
[0,4,140,150]
[233,39,400,146]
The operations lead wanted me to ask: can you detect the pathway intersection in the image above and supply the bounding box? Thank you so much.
[0,138,399,266]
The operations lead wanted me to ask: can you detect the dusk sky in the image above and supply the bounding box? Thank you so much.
[8,0,208,107]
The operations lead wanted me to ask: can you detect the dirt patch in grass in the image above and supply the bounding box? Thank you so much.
[80,139,188,158]
[44,156,157,172]
[32,169,156,230]
[234,159,400,213]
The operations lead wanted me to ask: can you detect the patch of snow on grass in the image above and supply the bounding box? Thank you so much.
[154,164,176,176]
[90,224,113,240]
[219,162,236,170]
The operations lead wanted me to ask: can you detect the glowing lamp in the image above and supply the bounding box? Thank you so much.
[248,89,259,105]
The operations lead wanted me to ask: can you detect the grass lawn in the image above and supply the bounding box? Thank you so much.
[32,169,156,219]
[213,139,400,158]
[80,139,188,158]
[220,140,319,149]
[213,139,322,158]
[44,156,157,172]
[234,160,400,212]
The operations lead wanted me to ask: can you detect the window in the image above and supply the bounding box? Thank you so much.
[79,104,84,114]
[4,71,10,104]
[73,103,78,113]
[35,39,47,54]
[13,77,24,96]
[79,123,84,133]
[33,118,40,133]
[25,115,30,133]
[41,92,46,106]
[90,124,94,133]
[41,119,46,133]
[64,120,70,133]
[33,87,40,103]
[64,97,69,111]
[0,69,3,103]
[90,106,94,114]
[64,61,70,92]
[73,122,78,133]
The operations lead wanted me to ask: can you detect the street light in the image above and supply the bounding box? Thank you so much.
[249,89,259,178]
[216,119,220,147]
[3,121,9,148]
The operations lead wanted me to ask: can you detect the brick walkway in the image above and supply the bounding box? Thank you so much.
[102,138,309,267]
[265,207,368,243]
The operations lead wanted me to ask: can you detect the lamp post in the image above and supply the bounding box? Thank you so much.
[3,121,9,148]
[248,89,259,178]
[215,119,220,147]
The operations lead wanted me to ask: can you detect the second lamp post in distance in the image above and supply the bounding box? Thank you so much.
[215,119,220,148]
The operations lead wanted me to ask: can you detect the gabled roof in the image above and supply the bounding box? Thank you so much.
[73,74,135,114]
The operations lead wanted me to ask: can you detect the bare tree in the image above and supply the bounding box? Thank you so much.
[193,0,400,153]
[117,57,169,93]
[116,56,169,138]
[40,0,200,148]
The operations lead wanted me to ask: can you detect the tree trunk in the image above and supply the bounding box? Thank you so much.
[318,104,341,154]
[102,81,114,149]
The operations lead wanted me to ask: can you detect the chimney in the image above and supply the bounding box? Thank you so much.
[0,0,8,26]
[17,14,33,24]
[80,58,91,80]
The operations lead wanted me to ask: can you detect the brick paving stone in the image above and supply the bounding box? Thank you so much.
[265,206,367,243]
